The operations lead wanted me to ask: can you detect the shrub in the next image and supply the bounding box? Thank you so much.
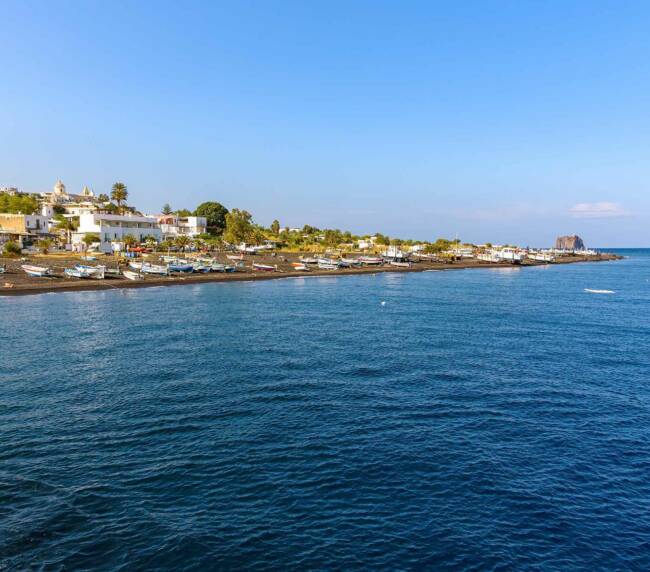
[3,241,22,256]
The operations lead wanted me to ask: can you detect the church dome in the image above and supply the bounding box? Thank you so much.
[54,180,66,195]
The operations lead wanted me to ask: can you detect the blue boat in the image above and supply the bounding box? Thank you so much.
[168,264,194,273]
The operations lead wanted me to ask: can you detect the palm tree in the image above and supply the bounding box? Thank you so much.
[175,235,191,253]
[111,182,128,214]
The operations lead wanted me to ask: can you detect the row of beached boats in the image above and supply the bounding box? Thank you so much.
[17,253,414,281]
[18,257,242,281]
[128,258,240,277]
[295,256,409,270]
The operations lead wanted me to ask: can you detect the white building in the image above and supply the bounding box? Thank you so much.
[157,215,207,239]
[358,236,378,250]
[0,213,51,248]
[73,213,162,253]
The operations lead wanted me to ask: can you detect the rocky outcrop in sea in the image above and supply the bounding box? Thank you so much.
[556,235,585,250]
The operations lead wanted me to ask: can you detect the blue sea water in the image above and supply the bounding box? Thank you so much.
[1,250,650,571]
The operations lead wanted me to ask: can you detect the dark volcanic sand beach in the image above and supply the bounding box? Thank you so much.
[0,251,622,297]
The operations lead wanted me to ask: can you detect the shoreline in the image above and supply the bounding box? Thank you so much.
[0,254,622,297]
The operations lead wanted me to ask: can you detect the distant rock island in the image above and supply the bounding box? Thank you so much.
[555,235,585,250]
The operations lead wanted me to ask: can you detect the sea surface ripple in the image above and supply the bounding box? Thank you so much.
[2,250,650,570]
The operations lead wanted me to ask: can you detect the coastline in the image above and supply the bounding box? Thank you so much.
[0,253,622,297]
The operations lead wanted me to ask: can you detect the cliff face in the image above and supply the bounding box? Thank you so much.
[555,235,585,250]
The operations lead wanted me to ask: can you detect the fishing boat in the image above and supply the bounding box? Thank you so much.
[21,264,52,277]
[75,264,105,279]
[390,261,412,268]
[0,265,6,274]
[65,267,93,279]
[318,262,339,270]
[210,263,226,272]
[168,263,194,273]
[227,253,244,261]
[495,248,525,264]
[528,252,556,263]
[128,261,143,271]
[317,257,340,266]
[141,263,169,275]
[224,265,237,273]
[192,264,211,273]
[299,256,318,264]
[122,270,144,281]
[252,263,276,271]
[103,267,121,277]
[359,256,383,265]
[291,262,309,271]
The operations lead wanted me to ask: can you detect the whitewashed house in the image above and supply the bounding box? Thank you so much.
[73,213,162,253]
[157,215,207,239]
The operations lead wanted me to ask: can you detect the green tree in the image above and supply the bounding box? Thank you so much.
[374,233,390,246]
[54,215,79,243]
[223,209,256,245]
[38,238,53,254]
[175,208,192,217]
[162,203,173,215]
[110,182,128,213]
[82,232,100,247]
[194,201,229,235]
[0,192,39,214]
[424,238,453,253]
[98,193,110,203]
[102,202,120,214]
[323,229,343,247]
[271,219,280,235]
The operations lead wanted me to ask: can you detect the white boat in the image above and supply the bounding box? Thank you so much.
[0,265,6,274]
[128,261,143,271]
[65,268,92,279]
[210,263,226,272]
[359,256,383,265]
[122,270,144,281]
[584,289,615,294]
[299,256,319,264]
[389,261,412,268]
[237,244,258,254]
[252,263,276,271]
[528,252,556,263]
[495,248,525,264]
[317,257,340,267]
[227,253,244,261]
[141,263,169,275]
[75,264,105,279]
[21,264,52,277]
[477,251,500,263]
[318,262,339,270]
[341,258,361,266]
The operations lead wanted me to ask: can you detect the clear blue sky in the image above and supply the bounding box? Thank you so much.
[1,0,648,246]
